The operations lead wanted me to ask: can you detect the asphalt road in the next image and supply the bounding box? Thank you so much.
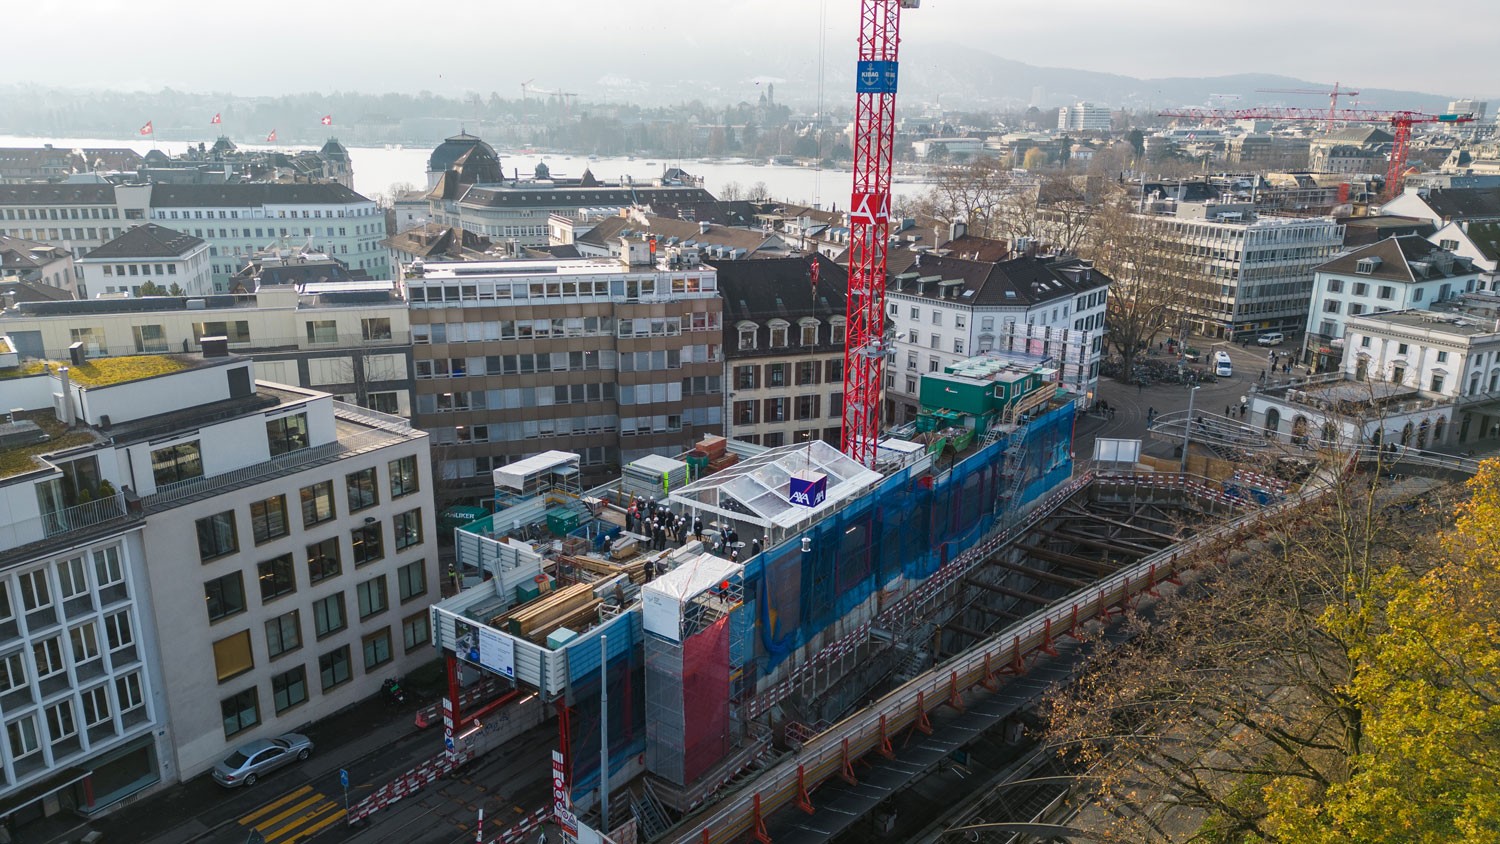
[1077,337,1305,459]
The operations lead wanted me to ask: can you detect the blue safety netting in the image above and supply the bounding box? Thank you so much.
[743,402,1076,671]
[565,612,646,800]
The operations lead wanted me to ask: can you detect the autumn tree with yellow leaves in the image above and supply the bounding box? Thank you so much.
[1044,457,1499,843]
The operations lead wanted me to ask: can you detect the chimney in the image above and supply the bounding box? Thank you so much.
[201,335,229,358]
[699,221,710,235]
[57,367,75,426]
[68,342,85,366]
[949,219,967,242]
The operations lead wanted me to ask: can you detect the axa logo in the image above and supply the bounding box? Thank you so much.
[850,191,890,225]
[789,489,825,506]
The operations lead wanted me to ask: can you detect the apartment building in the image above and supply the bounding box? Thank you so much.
[716,255,847,447]
[403,244,723,500]
[0,235,74,296]
[78,224,212,298]
[0,350,434,832]
[0,182,388,293]
[1134,198,1344,339]
[883,251,1110,424]
[1304,236,1480,371]
[1057,102,1112,132]
[0,275,414,416]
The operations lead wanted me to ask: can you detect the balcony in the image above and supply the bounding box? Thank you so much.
[0,493,136,563]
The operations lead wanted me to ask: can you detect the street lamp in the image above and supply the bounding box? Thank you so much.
[1180,384,1201,474]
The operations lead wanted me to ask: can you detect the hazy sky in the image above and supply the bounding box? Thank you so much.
[10,0,1494,98]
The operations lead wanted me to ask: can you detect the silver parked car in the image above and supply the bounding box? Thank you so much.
[211,733,314,787]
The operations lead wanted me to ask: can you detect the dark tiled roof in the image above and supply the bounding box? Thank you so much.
[524,244,581,259]
[428,132,496,173]
[1340,215,1433,247]
[1316,235,1473,282]
[1460,221,1500,262]
[85,224,204,260]
[0,183,116,205]
[712,254,849,358]
[1415,187,1500,222]
[0,279,73,304]
[579,215,773,253]
[383,224,493,260]
[0,235,68,269]
[886,254,1111,307]
[149,182,371,207]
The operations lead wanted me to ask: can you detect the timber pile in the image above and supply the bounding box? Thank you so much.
[557,554,649,584]
[493,582,600,641]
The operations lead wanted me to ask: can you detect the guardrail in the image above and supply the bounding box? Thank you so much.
[669,463,1342,844]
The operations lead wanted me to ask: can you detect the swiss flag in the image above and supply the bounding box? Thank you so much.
[211,113,221,125]
[320,115,333,126]
[139,121,153,136]
[266,129,277,142]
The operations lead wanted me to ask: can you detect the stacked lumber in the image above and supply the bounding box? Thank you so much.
[697,435,727,459]
[493,582,600,640]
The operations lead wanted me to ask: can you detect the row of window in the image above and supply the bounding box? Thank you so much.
[152,207,378,221]
[5,670,146,769]
[2,206,119,221]
[219,611,427,739]
[151,413,312,490]
[407,275,716,304]
[735,320,847,351]
[734,359,843,391]
[0,546,126,627]
[1,226,124,243]
[414,317,616,344]
[0,610,137,695]
[733,394,843,425]
[197,457,419,562]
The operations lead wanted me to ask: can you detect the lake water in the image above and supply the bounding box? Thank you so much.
[0,135,934,209]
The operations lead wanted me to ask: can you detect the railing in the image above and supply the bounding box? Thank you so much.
[669,464,1343,844]
[22,332,411,363]
[0,493,132,557]
[331,401,413,433]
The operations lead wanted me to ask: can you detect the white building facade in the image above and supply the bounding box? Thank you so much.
[883,255,1109,424]
[77,223,213,298]
[1057,103,1112,132]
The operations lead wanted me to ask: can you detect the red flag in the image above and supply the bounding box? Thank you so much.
[139,121,153,136]
[211,113,221,125]
[266,129,277,142]
[320,114,333,126]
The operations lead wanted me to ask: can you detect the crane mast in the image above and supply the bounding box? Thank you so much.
[842,0,917,466]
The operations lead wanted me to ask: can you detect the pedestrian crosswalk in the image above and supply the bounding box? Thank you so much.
[238,784,347,844]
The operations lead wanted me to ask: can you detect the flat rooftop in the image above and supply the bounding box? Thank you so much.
[1353,305,1500,339]
[414,257,678,279]
[0,355,196,388]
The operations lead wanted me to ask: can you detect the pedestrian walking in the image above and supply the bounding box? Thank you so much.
[1137,380,1143,395]
[1147,406,1155,423]
[1225,404,1231,417]
[1240,402,1248,416]
[693,515,704,541]
[1259,369,1266,383]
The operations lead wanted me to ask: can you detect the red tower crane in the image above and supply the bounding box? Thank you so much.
[841,0,919,466]
[1254,82,1360,130]
[1158,106,1474,197]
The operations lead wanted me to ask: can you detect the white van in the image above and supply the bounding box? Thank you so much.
[1213,351,1233,377]
[1257,332,1285,346]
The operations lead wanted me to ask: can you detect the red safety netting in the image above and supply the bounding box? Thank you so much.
[681,614,731,783]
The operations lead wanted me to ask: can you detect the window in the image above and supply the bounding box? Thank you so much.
[57,556,88,600]
[266,611,301,658]
[81,686,110,727]
[1413,287,1425,302]
[132,324,168,354]
[1378,286,1394,300]
[105,611,133,653]
[389,455,419,498]
[212,630,254,682]
[361,318,392,341]
[196,511,238,561]
[1437,351,1449,363]
[929,358,940,372]
[221,688,259,737]
[267,413,309,456]
[737,324,757,350]
[800,322,818,346]
[1431,374,1446,392]
[1440,238,1460,251]
[191,320,250,345]
[33,637,64,679]
[954,338,965,354]
[7,716,39,760]
[257,553,296,602]
[403,612,430,651]
[1349,303,1365,315]
[272,666,308,713]
[1398,343,1409,355]
[768,364,786,388]
[0,652,26,693]
[352,525,384,566]
[1325,278,1344,293]
[46,700,76,742]
[770,323,789,347]
[115,671,144,714]
[313,594,346,638]
[357,576,388,619]
[1360,336,1372,348]
[398,560,426,602]
[346,468,378,512]
[306,320,338,344]
[251,495,289,544]
[307,537,341,583]
[1323,299,1341,313]
[319,646,352,690]
[69,623,100,665]
[394,509,423,551]
[363,628,392,670]
[831,321,846,344]
[205,573,246,622]
[93,546,122,588]
[300,480,335,527]
[1352,282,1368,296]
[152,441,203,487]
[1356,258,1379,274]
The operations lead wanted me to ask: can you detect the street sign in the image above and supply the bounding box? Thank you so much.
[339,768,349,789]
[445,736,455,751]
